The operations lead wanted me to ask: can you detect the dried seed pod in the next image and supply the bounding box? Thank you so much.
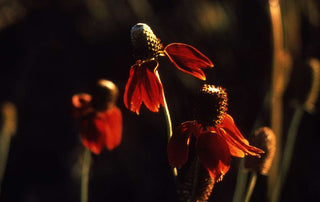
[91,79,119,112]
[244,127,276,175]
[130,23,163,60]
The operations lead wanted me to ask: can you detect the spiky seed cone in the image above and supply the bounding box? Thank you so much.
[245,127,276,175]
[91,79,119,112]
[194,84,228,127]
[130,23,162,61]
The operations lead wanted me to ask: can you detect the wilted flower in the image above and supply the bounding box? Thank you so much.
[124,23,213,114]
[72,79,122,154]
[167,84,264,183]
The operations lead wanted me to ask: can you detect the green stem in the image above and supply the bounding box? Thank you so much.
[156,71,178,178]
[244,172,257,202]
[271,106,304,202]
[232,160,248,202]
[81,148,91,202]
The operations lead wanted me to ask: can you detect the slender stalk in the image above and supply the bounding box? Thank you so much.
[156,71,178,178]
[272,59,320,202]
[244,172,258,202]
[0,102,17,197]
[271,106,303,202]
[81,148,91,202]
[232,160,248,202]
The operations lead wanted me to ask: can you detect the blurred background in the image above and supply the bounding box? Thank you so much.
[0,0,319,201]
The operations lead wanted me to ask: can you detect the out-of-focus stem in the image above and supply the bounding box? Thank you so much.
[271,106,303,202]
[0,102,17,197]
[244,172,257,202]
[232,160,248,202]
[81,148,91,202]
[269,0,292,198]
[272,59,320,202]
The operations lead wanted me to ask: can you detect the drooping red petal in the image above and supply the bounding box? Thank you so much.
[124,63,143,114]
[139,61,165,112]
[80,113,105,155]
[124,60,164,114]
[100,107,122,151]
[167,121,196,168]
[72,93,93,118]
[164,43,214,80]
[219,114,264,157]
[196,131,231,182]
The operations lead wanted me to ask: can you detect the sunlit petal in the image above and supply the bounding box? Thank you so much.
[164,43,213,80]
[220,114,264,157]
[139,61,164,112]
[196,131,231,182]
[124,64,143,114]
[80,113,105,155]
[167,121,195,168]
[99,107,122,151]
[72,93,93,118]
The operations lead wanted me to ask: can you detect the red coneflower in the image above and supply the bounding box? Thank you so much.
[167,84,264,194]
[72,79,122,154]
[124,23,214,114]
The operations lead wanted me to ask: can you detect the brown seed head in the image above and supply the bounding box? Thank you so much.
[244,127,276,175]
[194,84,228,127]
[131,23,162,60]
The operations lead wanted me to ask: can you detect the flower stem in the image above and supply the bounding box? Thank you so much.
[244,172,257,202]
[0,102,17,198]
[271,106,304,202]
[156,71,178,177]
[232,160,248,202]
[81,148,91,202]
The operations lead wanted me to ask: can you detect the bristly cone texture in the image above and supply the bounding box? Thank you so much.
[177,138,215,202]
[131,23,162,60]
[244,127,276,175]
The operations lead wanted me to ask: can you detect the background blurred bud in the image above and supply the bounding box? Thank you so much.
[245,127,276,175]
[90,79,119,111]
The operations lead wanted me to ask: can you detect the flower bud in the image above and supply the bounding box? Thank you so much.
[244,127,276,175]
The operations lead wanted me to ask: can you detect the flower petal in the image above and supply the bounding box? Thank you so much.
[196,131,231,182]
[95,107,122,151]
[72,93,93,118]
[124,60,163,114]
[164,43,213,80]
[219,114,264,157]
[124,63,143,114]
[167,121,195,168]
[139,61,165,112]
[80,113,105,154]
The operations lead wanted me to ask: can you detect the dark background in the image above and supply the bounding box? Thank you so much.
[0,0,319,201]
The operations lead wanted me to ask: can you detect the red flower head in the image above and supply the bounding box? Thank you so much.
[167,84,264,182]
[124,23,214,114]
[72,79,122,154]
